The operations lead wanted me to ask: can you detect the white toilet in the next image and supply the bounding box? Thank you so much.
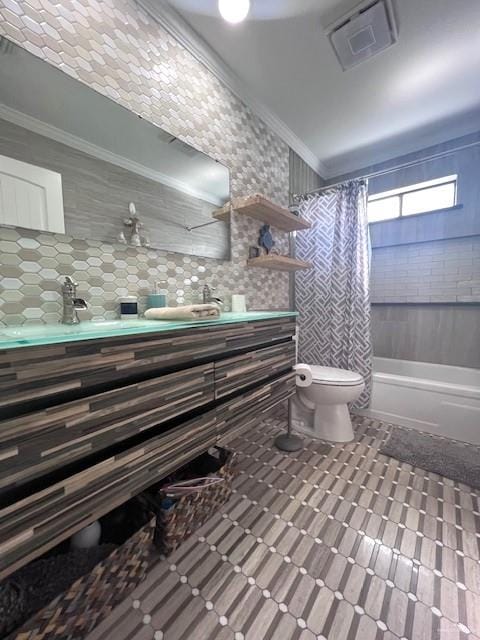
[291,365,364,442]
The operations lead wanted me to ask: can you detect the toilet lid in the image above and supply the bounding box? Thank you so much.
[310,365,364,386]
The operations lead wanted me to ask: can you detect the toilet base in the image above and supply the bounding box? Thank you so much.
[312,403,354,442]
[291,395,354,443]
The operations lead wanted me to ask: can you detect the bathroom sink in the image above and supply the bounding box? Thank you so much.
[0,312,298,350]
[0,319,154,338]
[0,319,159,347]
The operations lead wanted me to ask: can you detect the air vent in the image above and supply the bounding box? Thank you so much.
[327,0,398,71]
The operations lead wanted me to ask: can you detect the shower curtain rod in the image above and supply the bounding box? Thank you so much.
[294,138,480,199]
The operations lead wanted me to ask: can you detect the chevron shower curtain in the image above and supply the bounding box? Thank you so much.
[295,180,372,408]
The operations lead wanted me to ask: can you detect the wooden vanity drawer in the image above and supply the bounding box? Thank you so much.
[0,410,218,581]
[217,371,296,445]
[0,318,296,416]
[214,341,296,399]
[0,363,214,494]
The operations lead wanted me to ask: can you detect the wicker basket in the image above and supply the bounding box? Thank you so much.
[8,517,156,640]
[144,447,236,555]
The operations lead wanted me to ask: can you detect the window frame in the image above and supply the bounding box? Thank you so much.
[367,175,458,224]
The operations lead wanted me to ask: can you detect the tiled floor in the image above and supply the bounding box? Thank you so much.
[87,415,480,640]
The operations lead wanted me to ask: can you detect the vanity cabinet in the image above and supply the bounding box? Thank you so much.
[0,363,215,494]
[214,341,296,399]
[217,371,295,445]
[0,315,296,581]
[0,411,219,580]
[0,316,295,416]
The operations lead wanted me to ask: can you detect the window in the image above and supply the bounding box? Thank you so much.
[367,175,457,223]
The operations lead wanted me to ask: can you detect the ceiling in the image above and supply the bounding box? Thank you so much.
[167,0,480,178]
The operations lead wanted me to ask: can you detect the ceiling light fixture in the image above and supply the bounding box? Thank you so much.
[218,0,250,24]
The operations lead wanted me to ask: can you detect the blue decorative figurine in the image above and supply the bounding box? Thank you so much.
[258,224,275,254]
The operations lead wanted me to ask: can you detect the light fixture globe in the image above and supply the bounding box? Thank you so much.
[218,0,250,24]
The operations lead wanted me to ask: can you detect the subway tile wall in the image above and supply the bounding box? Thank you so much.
[0,0,291,325]
[370,237,480,303]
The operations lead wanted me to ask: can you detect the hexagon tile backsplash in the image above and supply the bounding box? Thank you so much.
[0,221,290,326]
[0,0,292,325]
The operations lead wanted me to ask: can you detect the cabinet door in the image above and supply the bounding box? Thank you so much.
[0,410,218,581]
[0,363,214,494]
[214,341,295,399]
[217,371,296,445]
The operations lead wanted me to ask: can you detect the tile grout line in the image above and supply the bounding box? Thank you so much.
[233,450,480,560]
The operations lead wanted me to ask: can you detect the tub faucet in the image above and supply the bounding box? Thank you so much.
[61,276,88,325]
[202,284,223,306]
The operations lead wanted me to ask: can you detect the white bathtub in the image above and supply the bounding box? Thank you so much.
[358,357,480,444]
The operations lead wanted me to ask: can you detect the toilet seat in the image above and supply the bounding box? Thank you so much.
[310,365,363,387]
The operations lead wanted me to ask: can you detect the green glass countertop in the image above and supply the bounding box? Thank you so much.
[0,311,298,350]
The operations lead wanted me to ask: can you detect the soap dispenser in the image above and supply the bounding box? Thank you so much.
[147,281,167,309]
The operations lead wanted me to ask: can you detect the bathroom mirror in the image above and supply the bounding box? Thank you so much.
[0,38,230,260]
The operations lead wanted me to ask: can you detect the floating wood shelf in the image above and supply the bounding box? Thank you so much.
[213,194,310,232]
[247,255,312,272]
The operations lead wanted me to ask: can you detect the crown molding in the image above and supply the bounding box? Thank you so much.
[0,104,223,205]
[136,0,327,178]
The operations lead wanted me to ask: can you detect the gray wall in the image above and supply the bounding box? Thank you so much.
[0,118,230,260]
[289,149,324,310]
[368,131,480,248]
[372,304,480,368]
[289,149,324,200]
[330,132,480,368]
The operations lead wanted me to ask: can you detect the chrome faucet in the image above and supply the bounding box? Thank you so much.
[202,284,223,306]
[61,276,88,325]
